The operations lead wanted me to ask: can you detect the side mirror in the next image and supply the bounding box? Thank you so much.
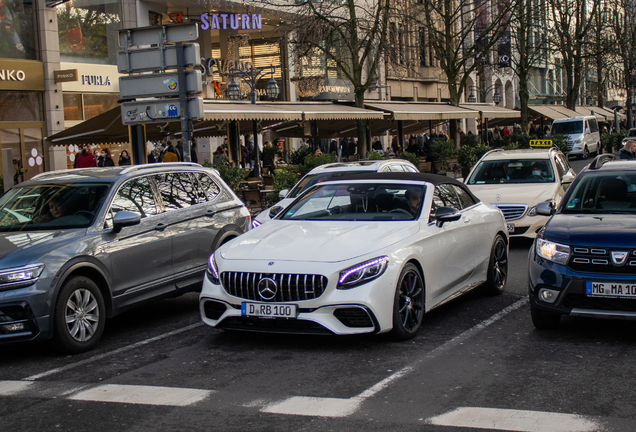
[561,173,575,184]
[585,128,591,134]
[112,211,141,233]
[269,205,283,219]
[536,201,554,216]
[433,206,461,227]
[279,189,289,199]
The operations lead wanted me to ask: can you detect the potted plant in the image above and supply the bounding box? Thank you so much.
[456,145,477,179]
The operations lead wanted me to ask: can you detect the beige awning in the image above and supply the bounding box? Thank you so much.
[575,106,607,121]
[549,105,580,118]
[529,105,570,121]
[202,101,385,122]
[460,104,521,119]
[365,102,479,121]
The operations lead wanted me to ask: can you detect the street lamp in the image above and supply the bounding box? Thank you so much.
[468,92,477,103]
[493,91,502,105]
[468,84,502,144]
[227,64,281,177]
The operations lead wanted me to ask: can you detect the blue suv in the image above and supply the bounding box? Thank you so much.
[529,155,636,328]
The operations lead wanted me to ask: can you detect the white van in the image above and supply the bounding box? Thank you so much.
[550,116,600,159]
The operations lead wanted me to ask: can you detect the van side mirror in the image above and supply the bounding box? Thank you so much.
[112,211,141,233]
[279,189,289,199]
[585,127,590,134]
[536,201,554,216]
[433,206,461,227]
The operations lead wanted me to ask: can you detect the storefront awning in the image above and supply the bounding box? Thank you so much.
[528,105,570,121]
[460,104,521,119]
[46,108,130,145]
[364,102,479,121]
[574,106,607,121]
[201,101,384,122]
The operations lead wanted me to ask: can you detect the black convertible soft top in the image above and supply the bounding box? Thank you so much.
[325,172,481,203]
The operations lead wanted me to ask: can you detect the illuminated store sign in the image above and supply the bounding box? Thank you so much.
[82,75,112,86]
[200,13,262,30]
[0,70,26,81]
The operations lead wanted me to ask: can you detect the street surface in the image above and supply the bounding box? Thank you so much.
[4,156,633,432]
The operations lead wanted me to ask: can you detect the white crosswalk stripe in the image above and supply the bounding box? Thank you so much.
[426,407,601,432]
[69,384,213,406]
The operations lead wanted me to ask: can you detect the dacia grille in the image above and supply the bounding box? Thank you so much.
[568,247,636,274]
[491,204,527,221]
[221,272,328,302]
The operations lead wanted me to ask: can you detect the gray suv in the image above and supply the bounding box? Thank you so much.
[0,163,250,353]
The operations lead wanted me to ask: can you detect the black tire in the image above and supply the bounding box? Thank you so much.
[531,305,561,330]
[53,276,106,354]
[481,235,508,295]
[390,263,425,341]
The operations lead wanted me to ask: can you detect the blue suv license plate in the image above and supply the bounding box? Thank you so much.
[586,282,636,299]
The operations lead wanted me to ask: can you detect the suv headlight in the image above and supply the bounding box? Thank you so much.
[0,264,45,291]
[338,256,389,289]
[536,238,570,265]
[207,254,220,284]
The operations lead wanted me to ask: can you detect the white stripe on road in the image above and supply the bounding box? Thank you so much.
[69,384,212,406]
[263,298,528,417]
[23,322,204,381]
[0,380,33,396]
[427,407,600,432]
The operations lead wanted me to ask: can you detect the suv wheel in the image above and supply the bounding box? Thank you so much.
[581,146,589,160]
[53,276,106,353]
[531,305,561,330]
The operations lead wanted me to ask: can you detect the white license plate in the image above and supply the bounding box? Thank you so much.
[586,282,636,299]
[506,223,515,233]
[241,302,298,318]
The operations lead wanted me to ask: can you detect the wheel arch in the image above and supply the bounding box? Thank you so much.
[211,224,244,252]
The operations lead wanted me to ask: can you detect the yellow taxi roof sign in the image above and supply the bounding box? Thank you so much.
[529,139,553,148]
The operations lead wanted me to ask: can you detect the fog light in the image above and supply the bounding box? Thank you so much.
[538,288,559,304]
[2,322,25,332]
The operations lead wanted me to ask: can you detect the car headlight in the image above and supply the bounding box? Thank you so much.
[536,238,570,265]
[337,256,389,289]
[0,264,45,291]
[207,254,220,284]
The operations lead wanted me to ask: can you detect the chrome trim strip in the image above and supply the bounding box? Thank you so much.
[573,258,590,264]
[591,249,607,255]
[591,259,609,265]
[570,308,636,320]
[574,248,589,254]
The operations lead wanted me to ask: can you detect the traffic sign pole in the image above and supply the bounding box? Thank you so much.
[177,42,192,163]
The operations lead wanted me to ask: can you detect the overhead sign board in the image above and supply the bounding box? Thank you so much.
[119,23,198,47]
[116,43,200,73]
[121,97,204,125]
[54,69,78,83]
[119,70,202,99]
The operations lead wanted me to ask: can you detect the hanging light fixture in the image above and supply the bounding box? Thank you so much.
[468,92,477,103]
[226,78,242,101]
[266,76,280,101]
[493,91,502,105]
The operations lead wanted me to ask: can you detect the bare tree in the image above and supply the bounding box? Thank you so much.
[247,0,391,157]
[509,0,548,132]
[548,0,599,110]
[607,0,635,128]
[418,0,515,145]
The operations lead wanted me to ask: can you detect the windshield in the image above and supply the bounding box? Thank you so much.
[0,183,110,231]
[628,130,636,138]
[467,159,555,184]
[281,182,426,221]
[551,121,583,135]
[288,170,374,198]
[562,173,636,214]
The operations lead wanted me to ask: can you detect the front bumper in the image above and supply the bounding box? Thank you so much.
[199,260,398,335]
[529,251,636,320]
[507,214,549,238]
[0,278,55,343]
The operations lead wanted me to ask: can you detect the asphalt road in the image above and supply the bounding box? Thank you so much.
[5,154,634,432]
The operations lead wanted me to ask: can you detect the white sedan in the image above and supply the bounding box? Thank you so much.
[200,173,508,339]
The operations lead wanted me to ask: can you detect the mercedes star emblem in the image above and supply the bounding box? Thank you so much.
[257,277,278,301]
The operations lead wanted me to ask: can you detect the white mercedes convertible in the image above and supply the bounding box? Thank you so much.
[200,173,508,340]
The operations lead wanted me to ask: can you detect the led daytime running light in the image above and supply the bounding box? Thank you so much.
[338,256,389,287]
[208,254,220,281]
[0,264,44,285]
[251,219,262,228]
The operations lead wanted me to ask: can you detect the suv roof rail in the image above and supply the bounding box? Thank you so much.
[589,154,615,169]
[119,162,202,175]
[31,168,76,180]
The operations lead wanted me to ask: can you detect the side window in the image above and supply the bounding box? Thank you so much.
[106,177,157,228]
[557,154,571,172]
[452,185,476,209]
[590,119,599,133]
[403,165,418,173]
[380,166,391,172]
[553,156,566,178]
[390,165,405,172]
[196,172,222,201]
[431,184,461,211]
[154,172,201,211]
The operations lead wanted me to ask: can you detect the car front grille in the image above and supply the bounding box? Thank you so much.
[568,247,636,274]
[221,272,328,302]
[491,204,528,221]
[562,294,636,312]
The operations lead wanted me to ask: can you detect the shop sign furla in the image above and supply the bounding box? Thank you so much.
[82,75,112,86]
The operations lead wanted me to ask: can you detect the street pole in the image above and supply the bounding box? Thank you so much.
[176,42,192,162]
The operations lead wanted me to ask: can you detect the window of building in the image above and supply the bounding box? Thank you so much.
[57,0,122,65]
[63,93,119,121]
[0,92,43,122]
[63,94,82,121]
[0,0,38,60]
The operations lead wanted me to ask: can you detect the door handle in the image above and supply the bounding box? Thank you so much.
[463,218,471,223]
[205,209,216,217]
[155,223,168,231]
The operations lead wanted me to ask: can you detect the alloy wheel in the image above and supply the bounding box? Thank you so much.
[492,239,508,290]
[398,269,424,332]
[65,288,100,342]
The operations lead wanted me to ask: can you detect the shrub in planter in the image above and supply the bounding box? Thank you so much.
[550,134,572,155]
[432,140,457,173]
[502,142,521,150]
[290,146,314,165]
[212,163,245,192]
[298,153,337,175]
[601,134,612,153]
[474,144,492,160]
[456,145,478,169]
[399,151,420,167]
[509,133,532,148]
[460,134,480,147]
[366,151,386,160]
[272,168,298,193]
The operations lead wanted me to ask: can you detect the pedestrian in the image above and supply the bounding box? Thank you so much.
[544,125,550,136]
[74,144,97,168]
[529,124,537,136]
[246,137,254,169]
[163,145,179,162]
[118,150,132,166]
[315,148,322,156]
[620,141,635,160]
[391,136,399,155]
[93,149,100,160]
[493,126,502,141]
[407,136,418,154]
[502,126,511,136]
[190,142,198,164]
[175,140,184,162]
[425,135,437,174]
[212,145,229,164]
[240,140,248,168]
[98,148,115,167]
[329,139,338,154]
[372,140,383,152]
